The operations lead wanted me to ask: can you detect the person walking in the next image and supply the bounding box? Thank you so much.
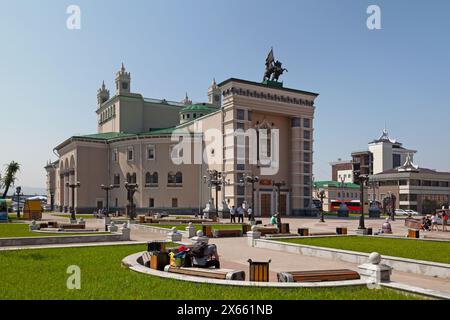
[431,213,439,232]
[247,207,254,222]
[442,211,449,232]
[229,205,236,223]
[237,205,245,223]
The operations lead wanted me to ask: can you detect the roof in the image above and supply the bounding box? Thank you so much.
[218,78,319,97]
[375,167,450,176]
[180,104,217,113]
[72,132,137,141]
[314,181,360,189]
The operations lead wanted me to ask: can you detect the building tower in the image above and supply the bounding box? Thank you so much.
[208,78,221,107]
[97,81,110,106]
[115,63,131,95]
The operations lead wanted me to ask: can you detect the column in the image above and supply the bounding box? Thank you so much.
[290,117,302,216]
[64,172,70,212]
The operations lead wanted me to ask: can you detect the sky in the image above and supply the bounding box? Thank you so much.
[0,0,449,190]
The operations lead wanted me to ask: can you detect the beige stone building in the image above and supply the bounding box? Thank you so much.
[45,65,319,217]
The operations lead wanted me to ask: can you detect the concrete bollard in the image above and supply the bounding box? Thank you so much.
[121,223,131,240]
[358,252,392,284]
[246,225,261,247]
[191,230,209,244]
[186,222,196,238]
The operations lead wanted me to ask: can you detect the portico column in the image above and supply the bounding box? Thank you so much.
[290,117,302,216]
[64,172,70,211]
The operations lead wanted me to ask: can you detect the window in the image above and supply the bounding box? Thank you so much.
[393,154,401,168]
[303,198,311,208]
[304,130,311,140]
[291,117,300,128]
[303,118,311,128]
[127,173,136,184]
[122,82,128,90]
[304,141,311,151]
[113,174,120,186]
[237,185,245,196]
[304,153,311,163]
[113,149,118,162]
[247,110,253,121]
[304,187,311,197]
[168,172,182,185]
[172,198,178,208]
[149,198,155,208]
[303,164,311,174]
[304,175,311,186]
[147,145,155,160]
[236,122,245,130]
[127,147,134,161]
[145,172,158,186]
[237,109,245,120]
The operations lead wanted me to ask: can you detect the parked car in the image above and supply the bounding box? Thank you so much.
[394,209,408,216]
[404,209,420,216]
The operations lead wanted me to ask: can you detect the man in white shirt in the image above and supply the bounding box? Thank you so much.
[229,205,236,223]
[247,207,254,222]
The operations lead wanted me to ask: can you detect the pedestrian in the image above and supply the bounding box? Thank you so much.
[431,212,439,232]
[442,211,449,232]
[237,205,245,223]
[247,207,254,222]
[229,205,236,223]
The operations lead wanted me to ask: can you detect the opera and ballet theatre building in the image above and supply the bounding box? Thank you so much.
[45,62,319,217]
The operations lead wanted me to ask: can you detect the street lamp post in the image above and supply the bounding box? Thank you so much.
[124,182,139,220]
[240,175,259,221]
[66,181,81,221]
[203,170,222,219]
[318,189,326,223]
[101,184,118,217]
[272,181,286,215]
[15,186,22,219]
[356,174,369,231]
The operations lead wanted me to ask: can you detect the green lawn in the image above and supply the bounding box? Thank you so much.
[0,244,420,300]
[145,224,245,232]
[0,224,109,238]
[7,213,26,220]
[279,237,450,264]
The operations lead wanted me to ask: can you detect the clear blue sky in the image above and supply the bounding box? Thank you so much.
[1,0,449,189]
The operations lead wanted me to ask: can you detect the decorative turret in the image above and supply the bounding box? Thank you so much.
[115,63,131,95]
[181,92,192,105]
[207,78,221,107]
[97,81,110,106]
[398,154,419,172]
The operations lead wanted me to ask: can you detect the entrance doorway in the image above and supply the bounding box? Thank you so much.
[96,201,103,210]
[260,194,272,217]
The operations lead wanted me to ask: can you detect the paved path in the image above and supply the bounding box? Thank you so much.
[129,226,450,294]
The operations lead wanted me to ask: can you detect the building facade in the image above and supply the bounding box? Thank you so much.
[46,65,319,217]
[313,181,363,213]
[370,156,450,214]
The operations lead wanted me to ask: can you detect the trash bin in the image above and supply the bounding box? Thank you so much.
[242,224,251,235]
[336,227,347,235]
[147,241,166,252]
[202,225,213,238]
[298,228,309,236]
[280,223,290,234]
[248,259,271,282]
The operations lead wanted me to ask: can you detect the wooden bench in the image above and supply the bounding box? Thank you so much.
[59,224,86,230]
[212,229,243,238]
[277,269,361,283]
[256,227,278,236]
[165,266,245,281]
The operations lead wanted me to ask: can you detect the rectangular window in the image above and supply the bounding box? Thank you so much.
[236,164,245,171]
[237,185,245,196]
[304,153,311,163]
[393,154,401,168]
[291,117,300,128]
[304,141,311,151]
[127,147,134,161]
[304,187,311,197]
[303,118,311,128]
[304,130,311,140]
[113,174,120,186]
[303,164,311,174]
[149,198,155,208]
[172,198,178,208]
[147,145,155,160]
[236,109,245,120]
[113,149,118,162]
[303,198,311,208]
[236,122,245,130]
[247,110,253,121]
[303,175,311,186]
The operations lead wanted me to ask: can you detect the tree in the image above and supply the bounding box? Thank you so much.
[422,199,439,215]
[1,161,21,199]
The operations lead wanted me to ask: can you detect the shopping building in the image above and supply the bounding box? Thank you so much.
[45,64,319,217]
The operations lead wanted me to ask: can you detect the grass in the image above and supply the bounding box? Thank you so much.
[0,224,109,238]
[279,237,450,264]
[0,244,420,300]
[7,213,26,220]
[145,224,245,232]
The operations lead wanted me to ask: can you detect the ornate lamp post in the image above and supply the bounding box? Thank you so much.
[272,181,286,215]
[356,174,369,231]
[66,181,80,221]
[318,188,326,223]
[15,186,22,219]
[240,175,259,220]
[101,184,118,217]
[203,170,223,218]
[124,182,138,220]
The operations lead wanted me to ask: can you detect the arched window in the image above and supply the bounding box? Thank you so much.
[256,121,272,162]
[168,172,176,184]
[145,172,151,184]
[175,172,183,184]
[145,172,158,186]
